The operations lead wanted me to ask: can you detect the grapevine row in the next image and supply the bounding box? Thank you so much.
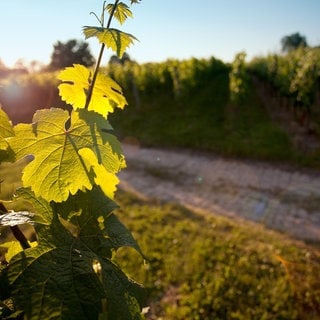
[249,47,320,129]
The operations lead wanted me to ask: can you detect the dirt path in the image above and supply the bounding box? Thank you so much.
[119,144,320,243]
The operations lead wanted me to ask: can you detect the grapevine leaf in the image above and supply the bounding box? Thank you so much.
[15,187,53,226]
[102,212,143,254]
[0,240,37,263]
[0,241,22,262]
[0,107,15,162]
[83,27,138,58]
[54,186,143,255]
[58,64,127,117]
[8,108,125,202]
[0,108,14,141]
[99,258,145,320]
[57,64,90,108]
[8,226,105,319]
[5,192,144,319]
[106,2,133,25]
[79,148,119,199]
[76,109,126,172]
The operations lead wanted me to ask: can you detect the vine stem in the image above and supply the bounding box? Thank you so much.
[0,202,30,250]
[84,0,120,109]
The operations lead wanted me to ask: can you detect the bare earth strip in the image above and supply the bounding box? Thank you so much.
[119,144,320,243]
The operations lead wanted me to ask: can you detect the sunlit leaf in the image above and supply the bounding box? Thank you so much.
[83,27,138,58]
[0,241,23,263]
[106,2,133,25]
[0,108,14,145]
[1,240,37,263]
[0,107,14,162]
[79,148,119,199]
[8,108,125,202]
[58,64,127,117]
[57,64,90,108]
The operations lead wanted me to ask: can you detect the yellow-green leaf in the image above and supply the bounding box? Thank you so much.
[8,108,125,202]
[1,240,37,262]
[79,148,119,199]
[83,27,138,58]
[1,241,22,262]
[58,64,127,117]
[106,2,133,25]
[0,107,14,152]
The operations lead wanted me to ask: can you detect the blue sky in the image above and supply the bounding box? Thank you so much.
[0,0,319,67]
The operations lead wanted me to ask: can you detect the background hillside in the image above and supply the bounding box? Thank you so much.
[1,48,319,168]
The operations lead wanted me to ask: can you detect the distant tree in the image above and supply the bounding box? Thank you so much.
[281,32,308,53]
[48,39,95,70]
[108,52,131,65]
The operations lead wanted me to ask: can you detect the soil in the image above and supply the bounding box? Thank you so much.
[119,143,320,243]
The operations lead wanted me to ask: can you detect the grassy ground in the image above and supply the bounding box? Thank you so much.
[1,154,320,319]
[114,190,320,320]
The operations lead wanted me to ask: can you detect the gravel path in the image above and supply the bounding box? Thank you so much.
[119,144,320,243]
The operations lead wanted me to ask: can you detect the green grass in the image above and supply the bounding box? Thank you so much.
[114,191,320,320]
[1,154,320,319]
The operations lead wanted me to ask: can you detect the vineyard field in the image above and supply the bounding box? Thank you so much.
[1,51,320,168]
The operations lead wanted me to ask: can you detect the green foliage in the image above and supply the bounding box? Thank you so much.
[289,48,319,107]
[249,47,320,113]
[106,56,229,102]
[104,53,320,167]
[5,188,144,320]
[48,39,95,71]
[109,57,299,164]
[229,51,250,104]
[115,191,320,320]
[0,1,144,319]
